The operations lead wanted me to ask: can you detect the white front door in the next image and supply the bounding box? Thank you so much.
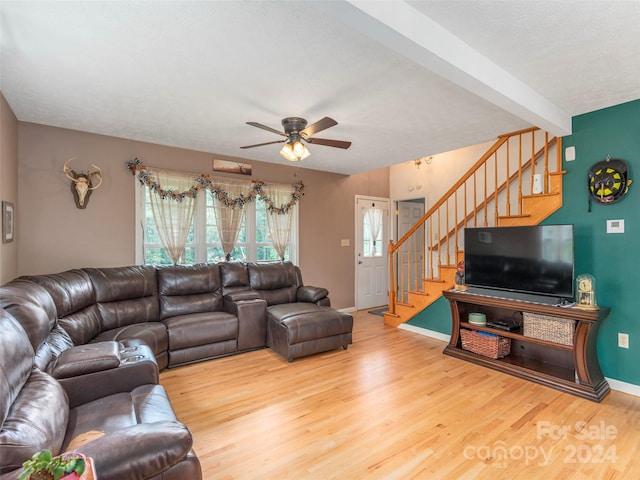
[355,196,390,310]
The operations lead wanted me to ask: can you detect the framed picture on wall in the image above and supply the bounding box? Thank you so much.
[2,201,14,243]
[212,158,252,176]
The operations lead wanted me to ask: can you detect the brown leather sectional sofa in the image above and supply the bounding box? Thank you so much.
[0,261,353,480]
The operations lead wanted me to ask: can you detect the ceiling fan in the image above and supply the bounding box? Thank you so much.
[240,116,351,161]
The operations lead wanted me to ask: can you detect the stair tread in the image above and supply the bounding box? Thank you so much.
[408,290,429,296]
[522,192,559,199]
[498,213,532,219]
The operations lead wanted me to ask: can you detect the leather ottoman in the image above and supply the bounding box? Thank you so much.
[266,303,353,362]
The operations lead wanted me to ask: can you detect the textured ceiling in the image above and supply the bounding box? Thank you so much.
[1,1,638,175]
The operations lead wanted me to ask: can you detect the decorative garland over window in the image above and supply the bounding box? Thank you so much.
[194,175,259,208]
[126,158,304,213]
[254,181,304,214]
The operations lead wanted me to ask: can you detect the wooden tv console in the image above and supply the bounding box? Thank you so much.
[442,290,610,402]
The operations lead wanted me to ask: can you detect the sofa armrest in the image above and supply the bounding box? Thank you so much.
[58,344,159,408]
[51,342,121,379]
[297,285,329,304]
[71,422,199,480]
[223,297,267,351]
[224,290,261,302]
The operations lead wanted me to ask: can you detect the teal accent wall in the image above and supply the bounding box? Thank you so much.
[409,99,640,386]
[408,296,452,335]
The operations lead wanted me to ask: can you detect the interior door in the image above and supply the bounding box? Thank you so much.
[396,199,425,301]
[355,196,390,310]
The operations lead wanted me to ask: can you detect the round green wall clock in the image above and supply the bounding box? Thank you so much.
[587,156,631,204]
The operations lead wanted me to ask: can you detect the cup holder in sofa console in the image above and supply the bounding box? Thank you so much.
[120,346,141,354]
[121,355,146,364]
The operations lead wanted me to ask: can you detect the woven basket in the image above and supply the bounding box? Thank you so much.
[523,312,575,346]
[460,329,511,359]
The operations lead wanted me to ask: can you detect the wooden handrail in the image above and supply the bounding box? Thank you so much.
[388,127,557,317]
[428,137,557,252]
[389,135,511,254]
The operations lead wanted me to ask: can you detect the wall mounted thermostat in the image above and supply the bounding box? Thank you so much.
[565,146,576,162]
[606,219,625,234]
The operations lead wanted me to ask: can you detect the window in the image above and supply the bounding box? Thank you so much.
[136,181,298,265]
[362,207,383,257]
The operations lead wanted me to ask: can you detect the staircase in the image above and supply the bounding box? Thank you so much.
[384,127,564,327]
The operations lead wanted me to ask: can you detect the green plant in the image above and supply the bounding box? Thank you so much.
[18,450,85,480]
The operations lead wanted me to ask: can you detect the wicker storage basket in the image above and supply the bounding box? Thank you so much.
[523,312,575,346]
[460,329,511,359]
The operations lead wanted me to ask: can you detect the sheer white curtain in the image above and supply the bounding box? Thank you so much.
[147,169,197,264]
[210,177,251,261]
[365,207,383,256]
[261,184,295,261]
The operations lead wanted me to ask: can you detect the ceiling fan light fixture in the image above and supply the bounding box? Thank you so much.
[244,116,347,159]
[293,140,305,157]
[280,140,310,161]
[280,142,296,161]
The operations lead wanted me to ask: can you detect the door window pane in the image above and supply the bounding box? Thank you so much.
[363,207,383,257]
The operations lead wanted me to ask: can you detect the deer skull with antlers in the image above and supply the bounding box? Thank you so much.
[63,157,103,209]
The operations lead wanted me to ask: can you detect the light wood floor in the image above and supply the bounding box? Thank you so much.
[161,311,640,479]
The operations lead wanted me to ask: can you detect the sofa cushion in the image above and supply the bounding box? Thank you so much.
[0,369,69,474]
[24,270,102,345]
[158,264,223,320]
[63,384,195,480]
[0,281,74,372]
[92,323,168,357]
[162,312,238,350]
[55,305,103,347]
[70,422,196,480]
[247,262,299,306]
[0,280,57,352]
[248,262,297,290]
[219,262,250,294]
[64,384,176,437]
[85,266,157,303]
[85,266,159,332]
[0,311,34,428]
[23,270,95,318]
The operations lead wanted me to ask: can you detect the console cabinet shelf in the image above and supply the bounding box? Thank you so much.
[442,290,610,402]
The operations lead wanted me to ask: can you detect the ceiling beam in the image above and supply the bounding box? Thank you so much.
[313,0,572,136]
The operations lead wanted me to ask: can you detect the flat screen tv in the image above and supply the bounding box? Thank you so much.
[463,224,574,301]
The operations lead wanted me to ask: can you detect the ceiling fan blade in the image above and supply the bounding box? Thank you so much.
[306,137,352,149]
[246,122,287,137]
[300,117,337,138]
[240,139,286,149]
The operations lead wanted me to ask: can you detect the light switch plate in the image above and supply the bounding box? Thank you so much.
[607,219,624,234]
[341,239,350,247]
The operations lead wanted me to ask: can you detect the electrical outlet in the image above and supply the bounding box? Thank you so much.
[618,333,629,349]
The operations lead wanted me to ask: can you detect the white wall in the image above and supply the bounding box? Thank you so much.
[389,140,495,207]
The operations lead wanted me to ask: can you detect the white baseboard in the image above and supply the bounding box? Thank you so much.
[398,323,450,343]
[605,377,640,398]
[398,324,640,398]
[340,306,357,313]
